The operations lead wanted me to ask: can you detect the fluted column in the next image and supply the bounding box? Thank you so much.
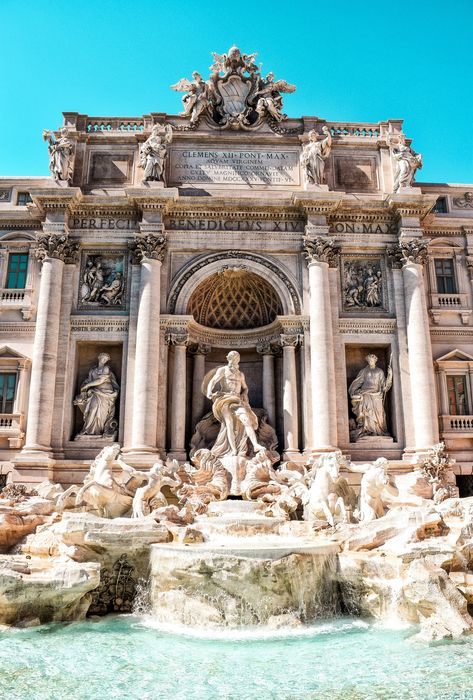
[23,234,79,452]
[303,235,339,451]
[189,343,210,430]
[436,368,449,416]
[389,238,439,450]
[128,233,166,453]
[280,334,300,457]
[256,341,277,428]
[167,332,189,460]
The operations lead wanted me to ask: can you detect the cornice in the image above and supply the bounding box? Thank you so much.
[387,193,437,220]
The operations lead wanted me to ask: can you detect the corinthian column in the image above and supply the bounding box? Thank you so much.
[280,334,300,458]
[189,343,210,430]
[256,341,277,428]
[167,331,189,461]
[303,234,339,452]
[128,233,166,453]
[23,234,79,452]
[388,238,439,451]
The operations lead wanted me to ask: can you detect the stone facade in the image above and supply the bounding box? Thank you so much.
[0,46,473,486]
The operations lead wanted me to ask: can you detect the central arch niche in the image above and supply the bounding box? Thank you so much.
[187,267,283,330]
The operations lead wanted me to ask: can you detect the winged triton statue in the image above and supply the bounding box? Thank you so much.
[170,46,296,130]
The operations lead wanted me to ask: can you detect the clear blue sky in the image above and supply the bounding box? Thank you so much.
[1,0,472,183]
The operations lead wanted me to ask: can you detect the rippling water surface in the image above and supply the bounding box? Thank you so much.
[1,616,473,700]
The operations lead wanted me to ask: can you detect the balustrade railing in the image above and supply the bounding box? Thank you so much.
[86,119,144,133]
[0,288,31,305]
[441,415,473,433]
[0,413,22,430]
[328,124,380,138]
[430,293,468,309]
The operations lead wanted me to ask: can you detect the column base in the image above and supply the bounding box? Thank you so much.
[167,449,188,463]
[281,449,304,463]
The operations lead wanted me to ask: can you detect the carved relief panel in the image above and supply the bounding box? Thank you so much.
[78,250,127,311]
[341,256,387,313]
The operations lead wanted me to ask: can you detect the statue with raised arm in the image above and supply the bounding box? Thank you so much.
[253,72,296,122]
[301,127,332,186]
[390,134,423,192]
[139,124,172,183]
[43,127,73,182]
[349,354,392,440]
[74,353,119,438]
[204,351,265,458]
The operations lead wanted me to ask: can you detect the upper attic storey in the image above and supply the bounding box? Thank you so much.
[0,46,472,210]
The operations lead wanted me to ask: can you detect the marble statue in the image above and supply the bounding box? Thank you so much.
[171,46,296,131]
[418,442,459,503]
[139,124,173,183]
[300,127,332,186]
[204,351,265,458]
[120,459,180,519]
[390,135,423,192]
[74,353,119,438]
[347,458,398,522]
[303,452,351,527]
[349,354,392,440]
[171,72,214,125]
[42,128,73,182]
[178,449,231,507]
[58,444,133,518]
[254,72,296,123]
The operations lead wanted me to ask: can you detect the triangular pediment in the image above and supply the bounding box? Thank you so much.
[0,345,28,360]
[436,349,473,363]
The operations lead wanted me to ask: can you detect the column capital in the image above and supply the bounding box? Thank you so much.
[302,235,340,267]
[280,333,302,348]
[129,233,167,264]
[165,330,189,346]
[387,238,429,268]
[256,340,281,356]
[35,233,79,264]
[188,342,211,356]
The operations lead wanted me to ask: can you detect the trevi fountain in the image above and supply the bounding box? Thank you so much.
[1,46,473,699]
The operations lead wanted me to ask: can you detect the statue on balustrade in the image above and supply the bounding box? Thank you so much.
[204,351,265,458]
[300,126,332,186]
[389,134,423,192]
[74,353,119,439]
[348,353,392,441]
[42,128,74,182]
[139,124,173,183]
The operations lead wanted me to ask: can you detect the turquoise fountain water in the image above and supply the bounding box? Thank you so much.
[1,616,473,700]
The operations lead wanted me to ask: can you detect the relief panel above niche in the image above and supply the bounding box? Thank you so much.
[341,256,388,313]
[78,250,128,312]
[333,155,379,192]
[87,150,135,187]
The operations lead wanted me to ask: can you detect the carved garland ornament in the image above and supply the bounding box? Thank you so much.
[302,236,340,267]
[128,234,167,264]
[35,234,79,264]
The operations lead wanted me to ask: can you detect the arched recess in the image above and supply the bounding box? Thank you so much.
[0,231,36,243]
[168,251,302,316]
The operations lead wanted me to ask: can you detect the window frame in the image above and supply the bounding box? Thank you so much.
[16,192,32,207]
[434,257,457,294]
[5,252,29,289]
[0,372,17,414]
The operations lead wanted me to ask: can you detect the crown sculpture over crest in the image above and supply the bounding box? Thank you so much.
[171,45,296,132]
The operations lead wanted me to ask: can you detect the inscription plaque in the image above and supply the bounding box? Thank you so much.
[169,148,300,186]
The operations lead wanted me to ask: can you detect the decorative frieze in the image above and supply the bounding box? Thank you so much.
[338,319,396,335]
[128,234,167,264]
[452,192,473,209]
[35,234,79,264]
[78,250,127,311]
[302,236,340,267]
[0,189,12,202]
[341,256,387,312]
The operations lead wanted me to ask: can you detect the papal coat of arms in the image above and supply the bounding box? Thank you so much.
[171,45,296,131]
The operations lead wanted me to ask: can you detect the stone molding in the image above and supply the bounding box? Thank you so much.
[35,233,80,264]
[302,235,340,267]
[128,234,166,264]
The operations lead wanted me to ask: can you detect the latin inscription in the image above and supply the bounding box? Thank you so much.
[169,148,300,186]
[165,218,304,232]
[70,217,138,230]
[329,222,396,234]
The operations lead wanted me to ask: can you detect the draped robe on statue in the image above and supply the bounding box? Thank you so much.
[348,365,390,436]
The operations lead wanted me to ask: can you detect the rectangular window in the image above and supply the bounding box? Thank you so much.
[435,258,457,294]
[447,375,469,415]
[0,373,16,413]
[433,197,448,214]
[6,253,28,289]
[16,192,32,206]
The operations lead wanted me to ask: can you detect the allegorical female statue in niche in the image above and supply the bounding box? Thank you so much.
[74,353,119,438]
[348,353,392,440]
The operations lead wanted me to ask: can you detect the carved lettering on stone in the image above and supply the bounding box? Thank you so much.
[78,251,127,310]
[342,258,386,312]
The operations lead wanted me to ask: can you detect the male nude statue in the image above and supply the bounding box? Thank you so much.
[205,351,264,457]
